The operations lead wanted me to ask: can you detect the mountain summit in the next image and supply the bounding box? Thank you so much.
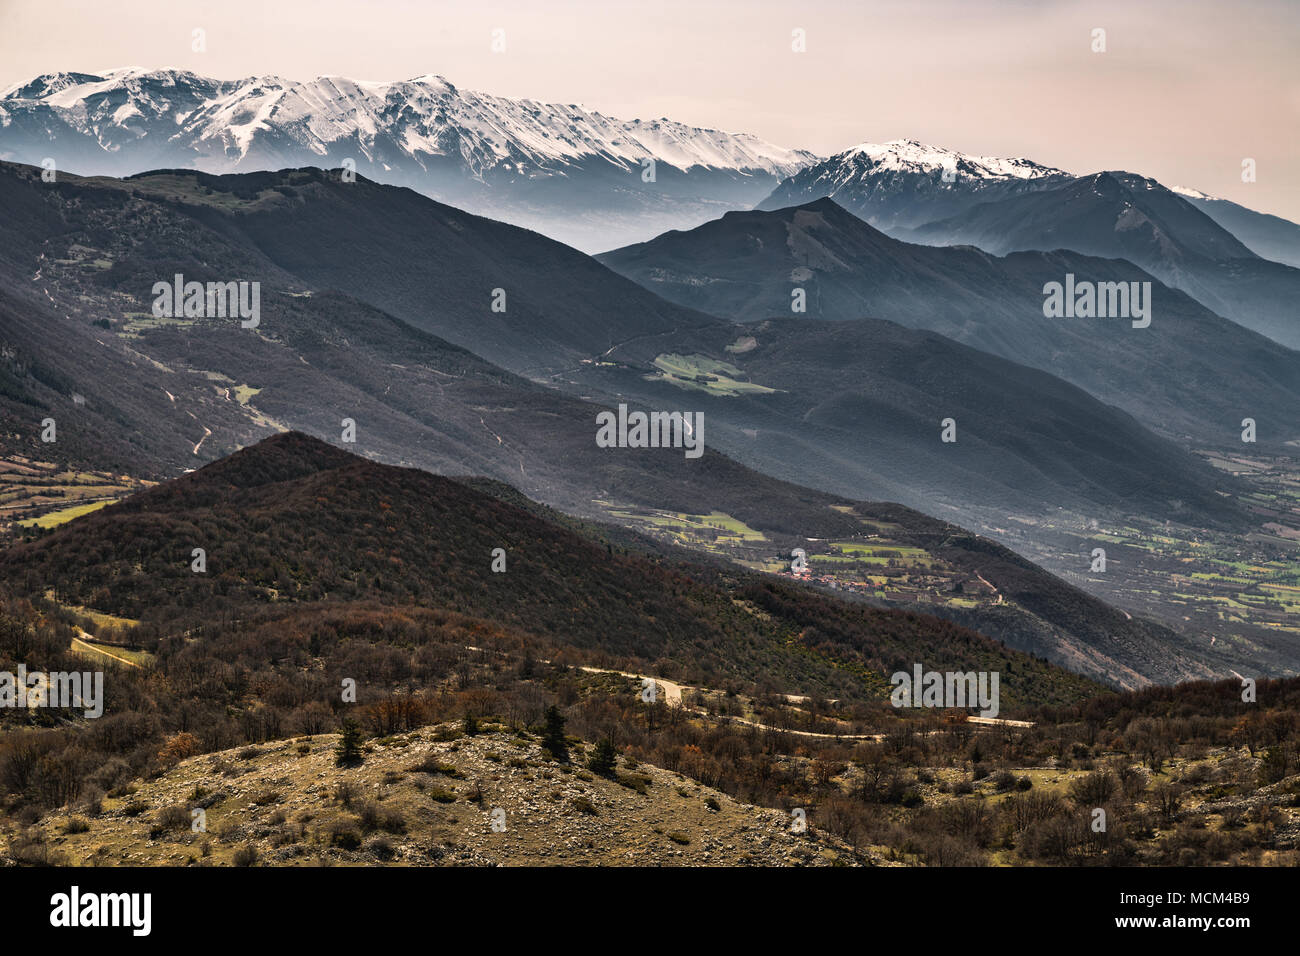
[824,139,1064,181]
[757,139,1070,231]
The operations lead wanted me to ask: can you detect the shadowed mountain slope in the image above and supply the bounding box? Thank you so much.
[598,198,1300,450]
[0,431,1107,704]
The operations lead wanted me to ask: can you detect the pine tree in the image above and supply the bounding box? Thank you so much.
[541,705,569,763]
[336,717,363,766]
[588,737,618,777]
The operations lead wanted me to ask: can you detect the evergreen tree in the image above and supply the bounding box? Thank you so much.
[588,737,618,777]
[541,705,569,763]
[336,717,363,766]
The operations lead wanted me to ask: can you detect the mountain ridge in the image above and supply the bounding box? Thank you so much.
[598,197,1300,451]
[905,171,1300,349]
[0,429,1108,703]
[0,67,818,251]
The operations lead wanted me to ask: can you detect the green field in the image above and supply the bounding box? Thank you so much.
[1,456,147,535]
[70,637,155,668]
[17,499,116,528]
[606,506,769,548]
[648,353,780,396]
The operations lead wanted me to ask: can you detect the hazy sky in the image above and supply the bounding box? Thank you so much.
[3,0,1297,219]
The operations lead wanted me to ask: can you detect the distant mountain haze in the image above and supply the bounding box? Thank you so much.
[757,142,1300,350]
[599,197,1300,451]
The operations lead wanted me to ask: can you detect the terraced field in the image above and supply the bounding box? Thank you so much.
[596,502,995,612]
[0,456,149,534]
[602,505,771,551]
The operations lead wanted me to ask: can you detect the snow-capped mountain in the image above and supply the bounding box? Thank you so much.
[0,68,818,251]
[813,139,1063,184]
[758,138,1071,233]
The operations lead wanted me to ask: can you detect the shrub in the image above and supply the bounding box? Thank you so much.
[618,773,651,795]
[379,807,407,833]
[232,844,259,867]
[153,804,191,833]
[363,835,395,860]
[1150,782,1185,824]
[1020,814,1089,863]
[329,820,362,849]
[406,756,462,777]
[1068,771,1118,808]
[357,801,382,831]
[7,829,65,866]
[157,733,201,766]
[1258,747,1294,786]
[570,796,598,815]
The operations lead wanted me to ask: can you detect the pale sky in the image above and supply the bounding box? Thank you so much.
[2,0,1298,220]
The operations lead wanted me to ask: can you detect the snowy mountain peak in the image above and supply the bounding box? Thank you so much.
[1170,184,1217,201]
[840,139,1067,181]
[757,138,1073,233]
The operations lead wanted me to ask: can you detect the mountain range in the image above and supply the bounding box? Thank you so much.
[0,68,815,252]
[761,142,1300,349]
[906,172,1300,350]
[0,159,1247,687]
[7,68,1299,346]
[0,161,1252,528]
[1,70,1297,692]
[1173,186,1300,269]
[599,197,1300,451]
